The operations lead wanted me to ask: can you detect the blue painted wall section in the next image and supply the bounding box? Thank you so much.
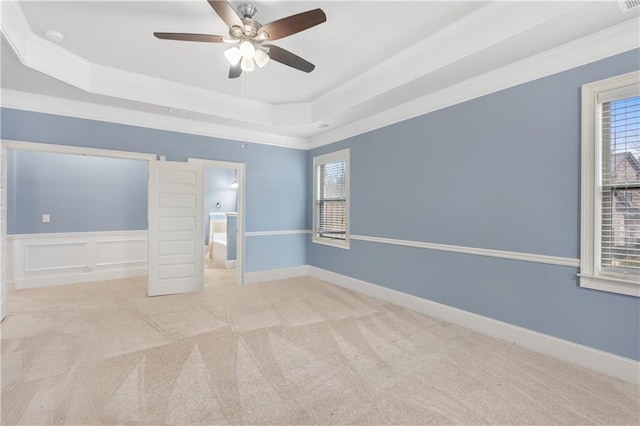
[0,111,308,273]
[245,234,306,273]
[7,150,148,234]
[308,49,640,361]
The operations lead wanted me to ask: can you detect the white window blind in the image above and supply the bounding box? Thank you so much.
[600,95,640,279]
[317,159,346,239]
[313,149,350,248]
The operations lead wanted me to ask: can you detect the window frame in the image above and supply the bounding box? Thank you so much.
[312,148,350,249]
[580,71,640,297]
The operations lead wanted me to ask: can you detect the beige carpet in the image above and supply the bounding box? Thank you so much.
[1,275,639,425]
[204,258,237,288]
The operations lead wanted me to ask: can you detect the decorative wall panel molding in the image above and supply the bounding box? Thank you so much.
[7,230,147,289]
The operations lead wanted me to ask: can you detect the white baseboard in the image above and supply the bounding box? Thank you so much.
[244,265,309,285]
[308,266,640,385]
[7,231,148,290]
[225,259,237,269]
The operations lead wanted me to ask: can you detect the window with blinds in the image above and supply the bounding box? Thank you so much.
[581,72,639,297]
[313,149,350,248]
[600,95,640,279]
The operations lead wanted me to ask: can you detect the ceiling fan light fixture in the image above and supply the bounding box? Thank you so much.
[254,48,270,68]
[224,47,242,65]
[241,56,255,72]
[152,1,326,78]
[239,40,256,59]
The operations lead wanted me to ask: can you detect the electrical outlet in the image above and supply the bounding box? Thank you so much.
[42,214,50,223]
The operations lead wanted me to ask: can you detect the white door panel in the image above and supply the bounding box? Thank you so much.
[148,161,204,296]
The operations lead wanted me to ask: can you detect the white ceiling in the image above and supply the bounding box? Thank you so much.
[1,1,639,149]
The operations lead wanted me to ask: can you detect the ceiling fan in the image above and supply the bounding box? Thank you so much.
[154,1,326,79]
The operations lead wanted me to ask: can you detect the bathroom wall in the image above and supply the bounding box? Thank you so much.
[205,167,237,246]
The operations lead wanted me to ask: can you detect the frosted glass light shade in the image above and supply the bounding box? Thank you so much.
[224,47,241,65]
[254,49,270,68]
[239,41,256,59]
[241,57,255,72]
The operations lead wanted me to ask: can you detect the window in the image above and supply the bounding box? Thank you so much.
[313,149,350,249]
[581,71,640,297]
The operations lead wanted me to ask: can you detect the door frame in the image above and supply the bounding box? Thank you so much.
[188,158,246,286]
[0,140,157,320]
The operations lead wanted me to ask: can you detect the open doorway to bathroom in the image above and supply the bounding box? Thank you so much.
[204,165,238,287]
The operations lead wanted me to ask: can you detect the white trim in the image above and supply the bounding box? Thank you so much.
[6,231,147,241]
[2,1,637,150]
[580,71,640,297]
[2,139,156,161]
[351,234,580,268]
[1,90,308,150]
[188,158,246,286]
[308,18,640,149]
[243,265,309,285]
[311,2,579,128]
[308,266,640,385]
[579,274,640,298]
[245,230,311,237]
[7,230,148,290]
[6,268,148,290]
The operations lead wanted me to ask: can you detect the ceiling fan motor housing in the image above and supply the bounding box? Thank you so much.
[238,3,258,19]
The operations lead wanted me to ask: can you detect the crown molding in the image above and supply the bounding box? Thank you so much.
[0,0,304,127]
[308,17,640,149]
[0,90,308,149]
[0,1,585,129]
[310,1,578,121]
[2,0,638,151]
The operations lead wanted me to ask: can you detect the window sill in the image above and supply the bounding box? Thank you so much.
[312,237,350,250]
[578,274,640,297]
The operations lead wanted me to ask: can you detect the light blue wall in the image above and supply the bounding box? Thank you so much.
[0,110,308,273]
[205,167,237,245]
[7,150,147,234]
[308,48,640,361]
[246,234,306,272]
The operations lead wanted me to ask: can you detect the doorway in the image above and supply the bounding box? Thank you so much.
[188,158,245,287]
[0,140,155,320]
[0,142,246,319]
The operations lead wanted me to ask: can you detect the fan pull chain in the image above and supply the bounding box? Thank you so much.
[241,71,249,142]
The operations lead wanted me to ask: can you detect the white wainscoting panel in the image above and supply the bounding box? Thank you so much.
[7,231,148,289]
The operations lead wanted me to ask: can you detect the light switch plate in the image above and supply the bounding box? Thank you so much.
[42,214,50,223]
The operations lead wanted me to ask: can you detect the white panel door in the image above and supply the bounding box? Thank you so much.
[148,161,204,296]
